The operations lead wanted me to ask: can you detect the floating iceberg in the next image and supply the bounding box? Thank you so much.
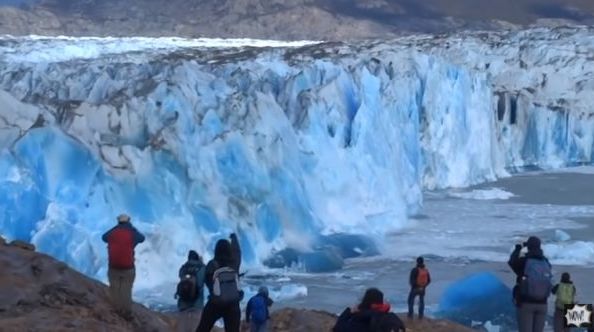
[438,272,515,329]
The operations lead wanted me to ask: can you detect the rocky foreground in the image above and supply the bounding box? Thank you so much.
[0,237,473,331]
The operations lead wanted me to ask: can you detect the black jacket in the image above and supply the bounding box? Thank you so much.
[508,247,551,304]
[333,307,405,332]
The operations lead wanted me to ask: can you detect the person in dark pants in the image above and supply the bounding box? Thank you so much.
[102,214,145,320]
[508,236,552,332]
[195,234,242,332]
[408,256,430,319]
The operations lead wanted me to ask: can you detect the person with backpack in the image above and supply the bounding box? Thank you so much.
[196,234,243,332]
[552,272,576,332]
[176,250,206,331]
[246,286,274,332]
[101,214,145,320]
[407,256,430,319]
[333,288,405,332]
[508,236,552,332]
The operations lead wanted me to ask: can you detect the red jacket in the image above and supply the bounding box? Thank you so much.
[102,223,145,269]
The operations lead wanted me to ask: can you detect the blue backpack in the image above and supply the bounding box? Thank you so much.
[520,258,552,301]
[249,295,268,324]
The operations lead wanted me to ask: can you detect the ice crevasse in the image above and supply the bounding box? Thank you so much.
[1,27,594,289]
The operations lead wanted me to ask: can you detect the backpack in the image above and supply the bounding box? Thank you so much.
[520,258,552,301]
[416,268,429,288]
[555,283,575,310]
[211,266,240,304]
[249,295,268,324]
[177,274,198,302]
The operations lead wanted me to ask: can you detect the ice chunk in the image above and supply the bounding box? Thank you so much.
[449,188,515,200]
[543,241,594,265]
[438,272,515,329]
[554,229,571,242]
[300,247,344,273]
[319,233,379,259]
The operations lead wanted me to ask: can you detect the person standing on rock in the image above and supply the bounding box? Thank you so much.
[508,236,552,332]
[407,256,430,319]
[196,233,243,332]
[102,213,145,320]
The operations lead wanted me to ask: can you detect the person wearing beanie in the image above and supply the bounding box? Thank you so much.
[101,214,145,320]
[333,288,405,332]
[246,286,274,332]
[552,272,576,332]
[175,250,206,331]
[408,256,431,319]
[508,236,552,332]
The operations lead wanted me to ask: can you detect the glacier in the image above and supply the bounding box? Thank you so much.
[1,26,594,291]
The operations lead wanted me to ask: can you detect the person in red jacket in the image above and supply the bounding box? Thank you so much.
[102,214,145,320]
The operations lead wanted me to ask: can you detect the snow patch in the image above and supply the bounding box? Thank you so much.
[449,188,515,200]
[0,36,321,63]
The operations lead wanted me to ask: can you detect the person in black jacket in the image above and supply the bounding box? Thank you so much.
[508,236,552,332]
[195,234,243,332]
[407,256,430,319]
[333,288,405,332]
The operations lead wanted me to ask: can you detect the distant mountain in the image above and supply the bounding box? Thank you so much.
[1,0,594,40]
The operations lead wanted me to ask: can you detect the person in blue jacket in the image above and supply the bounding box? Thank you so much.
[246,286,274,332]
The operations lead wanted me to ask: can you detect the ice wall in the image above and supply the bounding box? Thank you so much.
[1,27,594,288]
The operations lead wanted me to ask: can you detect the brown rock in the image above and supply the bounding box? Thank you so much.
[9,240,36,251]
[0,244,174,331]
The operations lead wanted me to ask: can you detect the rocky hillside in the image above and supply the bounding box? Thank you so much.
[1,0,594,40]
[0,236,474,331]
[0,237,174,332]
